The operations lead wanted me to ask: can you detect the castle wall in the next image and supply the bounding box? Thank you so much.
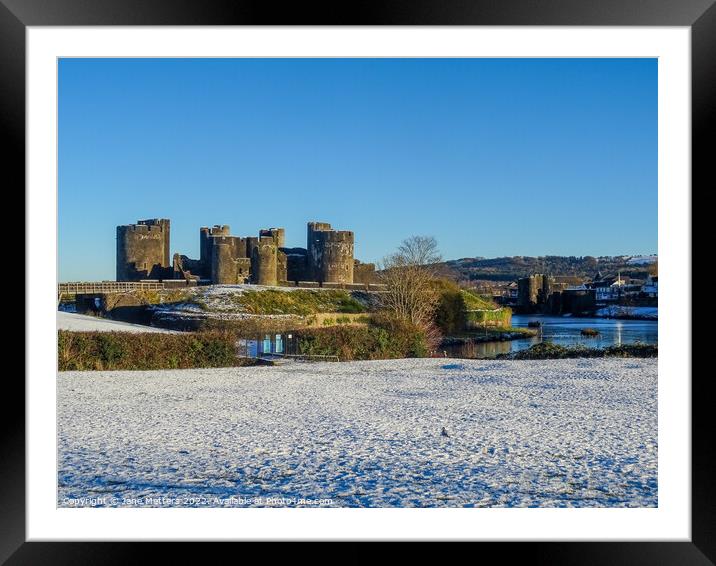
[353,260,377,284]
[116,219,170,281]
[118,218,366,287]
[212,242,238,284]
[251,236,278,286]
[172,253,202,281]
[517,274,544,310]
[306,222,355,284]
[245,237,259,260]
[260,228,285,249]
[306,222,332,279]
[277,250,288,283]
[314,230,354,284]
[210,235,247,284]
[200,225,231,278]
[284,249,309,282]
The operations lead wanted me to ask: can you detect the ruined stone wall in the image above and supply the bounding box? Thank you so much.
[116,219,171,281]
[353,260,377,284]
[314,230,354,284]
[251,236,278,286]
[277,250,288,283]
[260,228,285,249]
[245,237,259,261]
[200,225,231,278]
[517,274,544,310]
[306,222,354,284]
[306,222,332,279]
[284,249,309,282]
[172,254,202,281]
[210,235,247,284]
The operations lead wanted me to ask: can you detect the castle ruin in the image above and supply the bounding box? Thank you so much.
[116,218,376,287]
[116,219,171,281]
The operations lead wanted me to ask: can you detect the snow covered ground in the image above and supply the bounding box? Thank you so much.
[57,312,178,333]
[58,358,657,508]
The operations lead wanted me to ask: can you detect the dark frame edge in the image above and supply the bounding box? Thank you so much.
[8,0,711,563]
[691,1,716,563]
[0,0,26,565]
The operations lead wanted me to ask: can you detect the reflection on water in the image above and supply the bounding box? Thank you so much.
[442,315,658,359]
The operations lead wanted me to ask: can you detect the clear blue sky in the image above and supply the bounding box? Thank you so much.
[59,58,657,282]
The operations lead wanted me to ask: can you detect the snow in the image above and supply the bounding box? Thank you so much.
[626,255,657,265]
[151,284,346,322]
[58,312,179,333]
[58,358,657,508]
[595,306,658,320]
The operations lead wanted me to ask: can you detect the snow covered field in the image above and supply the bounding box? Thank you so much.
[57,312,178,333]
[58,358,657,508]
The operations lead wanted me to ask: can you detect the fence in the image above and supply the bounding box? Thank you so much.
[58,281,167,296]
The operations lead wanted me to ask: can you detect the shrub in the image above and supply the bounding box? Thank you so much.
[57,330,253,371]
[502,341,657,360]
[296,314,428,361]
[434,281,467,334]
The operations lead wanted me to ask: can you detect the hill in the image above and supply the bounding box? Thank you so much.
[444,255,657,282]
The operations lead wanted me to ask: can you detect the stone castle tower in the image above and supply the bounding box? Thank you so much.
[307,222,354,284]
[116,218,171,281]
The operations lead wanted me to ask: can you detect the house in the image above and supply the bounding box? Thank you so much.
[642,274,658,298]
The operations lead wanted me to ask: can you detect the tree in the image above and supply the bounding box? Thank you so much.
[378,236,443,348]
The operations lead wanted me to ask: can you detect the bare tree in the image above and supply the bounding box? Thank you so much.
[378,236,443,335]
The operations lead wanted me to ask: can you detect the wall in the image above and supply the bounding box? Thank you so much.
[353,260,377,284]
[116,219,171,281]
[308,224,355,284]
[251,236,278,286]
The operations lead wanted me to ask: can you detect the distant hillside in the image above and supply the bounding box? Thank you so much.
[444,255,657,282]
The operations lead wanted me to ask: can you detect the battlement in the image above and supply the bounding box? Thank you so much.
[316,229,354,243]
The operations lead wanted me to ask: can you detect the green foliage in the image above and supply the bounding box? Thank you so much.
[234,289,366,316]
[434,281,511,333]
[503,341,657,360]
[460,289,498,310]
[58,330,251,371]
[434,281,467,334]
[296,314,428,361]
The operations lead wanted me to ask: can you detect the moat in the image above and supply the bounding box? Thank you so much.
[442,315,658,359]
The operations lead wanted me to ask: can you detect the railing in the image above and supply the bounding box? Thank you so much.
[277,353,340,362]
[58,281,166,295]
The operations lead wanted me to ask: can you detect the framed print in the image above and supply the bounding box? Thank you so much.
[5,0,709,562]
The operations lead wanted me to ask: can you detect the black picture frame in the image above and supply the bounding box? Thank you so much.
[5,0,707,562]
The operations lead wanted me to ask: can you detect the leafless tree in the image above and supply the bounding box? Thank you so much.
[378,236,443,337]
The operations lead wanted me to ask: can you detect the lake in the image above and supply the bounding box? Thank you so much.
[442,314,658,359]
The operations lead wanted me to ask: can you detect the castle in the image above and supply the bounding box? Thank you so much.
[116,218,377,287]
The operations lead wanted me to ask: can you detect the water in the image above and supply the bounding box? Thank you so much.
[443,314,658,359]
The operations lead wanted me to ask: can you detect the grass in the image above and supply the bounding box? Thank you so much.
[460,290,500,311]
[232,289,366,316]
[58,330,258,371]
